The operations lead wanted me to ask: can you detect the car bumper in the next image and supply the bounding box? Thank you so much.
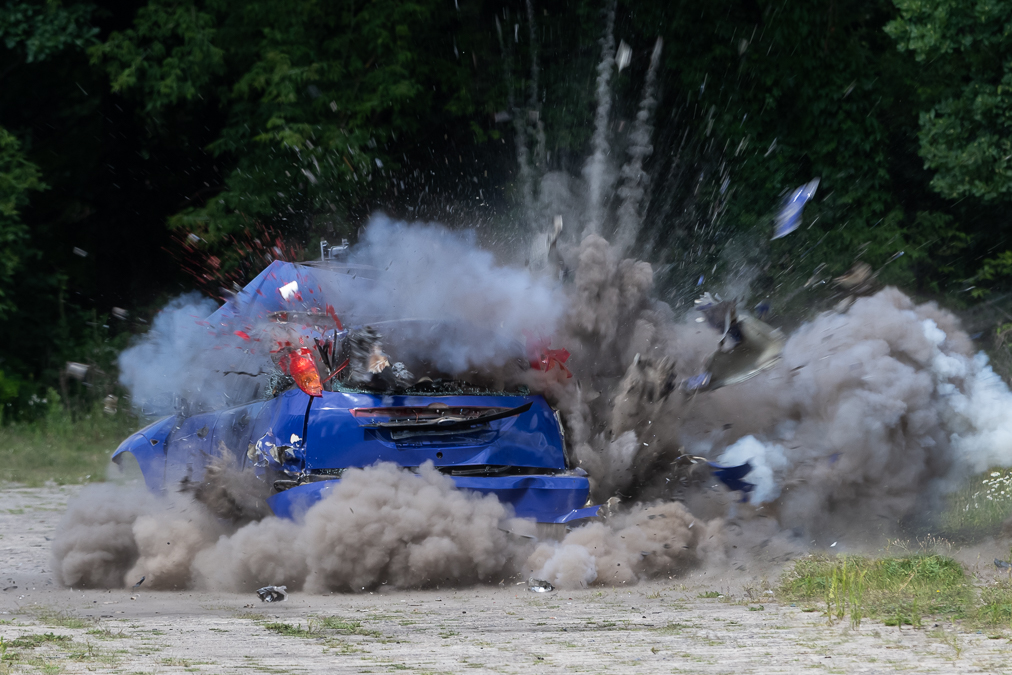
[266,473,600,524]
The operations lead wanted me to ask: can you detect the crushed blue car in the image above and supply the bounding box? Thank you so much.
[112,257,601,524]
[113,255,753,524]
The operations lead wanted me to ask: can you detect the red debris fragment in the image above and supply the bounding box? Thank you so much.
[325,304,344,330]
[523,331,573,377]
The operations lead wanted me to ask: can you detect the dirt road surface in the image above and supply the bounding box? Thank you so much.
[1,484,1010,674]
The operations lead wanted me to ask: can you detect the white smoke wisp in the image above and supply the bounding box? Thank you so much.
[495,14,537,229]
[614,36,664,254]
[341,215,566,374]
[525,0,546,172]
[582,0,618,235]
[117,293,260,416]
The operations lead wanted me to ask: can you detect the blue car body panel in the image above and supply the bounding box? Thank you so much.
[267,473,593,523]
[303,391,566,471]
[113,378,595,524]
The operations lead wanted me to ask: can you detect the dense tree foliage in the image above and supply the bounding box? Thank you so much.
[1,0,1011,415]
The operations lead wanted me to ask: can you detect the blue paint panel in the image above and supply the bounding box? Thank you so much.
[163,410,222,485]
[267,472,593,524]
[304,391,566,471]
[111,415,177,492]
[450,474,589,520]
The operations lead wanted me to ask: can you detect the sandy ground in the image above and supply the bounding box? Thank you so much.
[2,484,1011,674]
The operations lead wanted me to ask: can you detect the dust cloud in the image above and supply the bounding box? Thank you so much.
[63,226,1012,594]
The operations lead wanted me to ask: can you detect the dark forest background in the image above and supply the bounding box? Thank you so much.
[2,0,1011,421]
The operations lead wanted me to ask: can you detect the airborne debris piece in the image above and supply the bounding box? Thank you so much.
[525,332,572,377]
[72,246,88,257]
[835,261,873,292]
[772,178,820,240]
[527,577,554,593]
[103,395,118,415]
[995,559,1012,570]
[688,294,785,392]
[278,280,300,301]
[132,576,145,589]
[111,307,128,320]
[65,362,90,380]
[615,40,632,71]
[256,585,288,602]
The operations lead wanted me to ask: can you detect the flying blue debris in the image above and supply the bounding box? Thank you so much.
[708,461,755,497]
[772,178,820,240]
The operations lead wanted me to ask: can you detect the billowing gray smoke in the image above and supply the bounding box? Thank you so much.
[63,227,1012,592]
[550,236,1012,542]
[53,461,735,592]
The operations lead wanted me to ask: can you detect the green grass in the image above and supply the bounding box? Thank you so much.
[779,554,972,627]
[262,621,315,637]
[5,633,72,649]
[975,582,1012,627]
[317,616,379,636]
[0,403,140,486]
[33,609,93,630]
[937,469,1012,538]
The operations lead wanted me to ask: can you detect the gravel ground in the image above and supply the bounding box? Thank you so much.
[1,484,1010,674]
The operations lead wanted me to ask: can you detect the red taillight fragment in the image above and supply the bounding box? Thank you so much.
[284,348,323,397]
[523,331,573,378]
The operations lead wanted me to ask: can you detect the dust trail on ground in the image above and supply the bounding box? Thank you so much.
[51,483,159,589]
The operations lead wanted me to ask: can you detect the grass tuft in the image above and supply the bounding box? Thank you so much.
[937,469,1012,538]
[0,402,141,486]
[779,554,971,627]
[975,582,1012,627]
[262,621,315,637]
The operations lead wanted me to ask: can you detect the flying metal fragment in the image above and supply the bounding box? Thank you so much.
[772,178,820,240]
[686,294,785,392]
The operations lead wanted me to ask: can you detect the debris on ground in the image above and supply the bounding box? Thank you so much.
[527,577,554,593]
[994,559,1011,570]
[256,585,288,602]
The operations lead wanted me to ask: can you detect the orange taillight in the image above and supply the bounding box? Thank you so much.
[284,348,323,397]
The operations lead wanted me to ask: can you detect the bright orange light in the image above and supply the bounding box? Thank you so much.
[286,348,323,397]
